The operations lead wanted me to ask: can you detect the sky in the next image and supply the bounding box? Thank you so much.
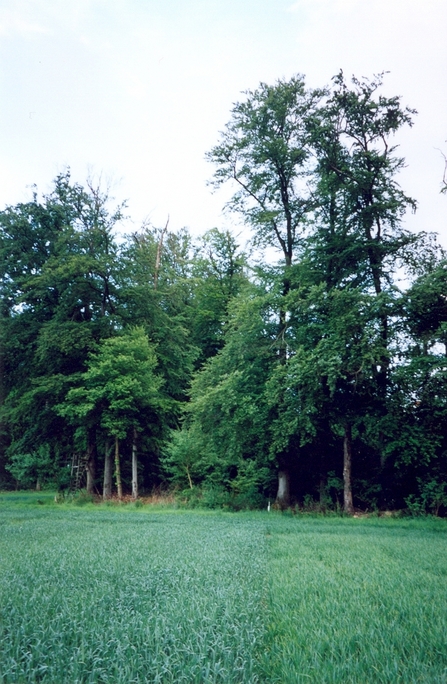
[0,0,446,247]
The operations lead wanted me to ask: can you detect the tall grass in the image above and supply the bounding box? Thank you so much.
[1,495,446,683]
[261,516,447,683]
[0,500,266,683]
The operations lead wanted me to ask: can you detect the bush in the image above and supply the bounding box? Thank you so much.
[179,486,266,511]
[71,490,95,506]
[405,477,447,516]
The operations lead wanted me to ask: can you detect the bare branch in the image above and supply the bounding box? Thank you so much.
[154,216,169,290]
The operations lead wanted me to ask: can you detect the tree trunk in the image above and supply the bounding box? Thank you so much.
[319,448,326,510]
[0,342,6,472]
[343,424,354,515]
[185,464,193,489]
[103,440,113,500]
[276,469,290,509]
[114,436,122,500]
[319,475,327,510]
[131,428,138,500]
[86,426,97,494]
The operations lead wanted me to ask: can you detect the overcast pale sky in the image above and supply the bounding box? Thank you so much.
[0,0,446,246]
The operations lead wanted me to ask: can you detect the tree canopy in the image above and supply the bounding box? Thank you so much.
[1,73,446,514]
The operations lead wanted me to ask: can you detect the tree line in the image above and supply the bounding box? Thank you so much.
[1,72,446,513]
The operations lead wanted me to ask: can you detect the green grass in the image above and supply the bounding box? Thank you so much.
[0,494,446,683]
[262,516,447,683]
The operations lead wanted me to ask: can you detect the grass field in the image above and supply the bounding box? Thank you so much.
[0,493,446,683]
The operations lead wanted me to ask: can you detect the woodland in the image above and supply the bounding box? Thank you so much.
[0,72,446,514]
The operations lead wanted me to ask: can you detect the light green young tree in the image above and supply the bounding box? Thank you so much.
[59,327,162,499]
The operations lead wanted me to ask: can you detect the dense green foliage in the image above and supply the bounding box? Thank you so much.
[1,496,447,682]
[0,71,446,511]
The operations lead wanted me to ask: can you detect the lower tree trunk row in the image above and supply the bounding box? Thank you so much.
[275,427,355,515]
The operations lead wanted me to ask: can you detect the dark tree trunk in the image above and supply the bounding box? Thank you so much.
[319,477,326,509]
[0,343,7,479]
[131,428,138,500]
[319,447,327,510]
[103,440,113,500]
[114,436,122,500]
[86,426,97,494]
[276,469,290,509]
[343,424,354,515]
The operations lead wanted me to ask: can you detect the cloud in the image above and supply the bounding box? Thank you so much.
[0,15,50,36]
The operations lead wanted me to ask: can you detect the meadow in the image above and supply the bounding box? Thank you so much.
[0,493,446,683]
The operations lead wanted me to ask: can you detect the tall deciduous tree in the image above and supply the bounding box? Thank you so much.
[309,72,417,355]
[207,76,322,271]
[121,224,198,408]
[304,72,420,510]
[207,76,323,505]
[163,284,277,501]
[207,72,421,511]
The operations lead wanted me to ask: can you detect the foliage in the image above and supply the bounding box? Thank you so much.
[163,286,278,497]
[60,327,162,439]
[0,171,125,489]
[5,445,59,489]
[120,224,198,404]
[1,71,446,508]
[406,477,447,516]
[207,75,323,265]
[189,228,249,364]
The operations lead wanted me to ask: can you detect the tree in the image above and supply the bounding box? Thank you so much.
[309,72,417,364]
[207,72,421,511]
[380,251,447,511]
[207,76,324,505]
[164,285,277,503]
[189,228,249,365]
[268,285,389,513]
[207,77,323,270]
[304,72,423,510]
[405,254,447,356]
[0,171,125,490]
[121,224,198,407]
[1,76,445,512]
[59,327,162,499]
